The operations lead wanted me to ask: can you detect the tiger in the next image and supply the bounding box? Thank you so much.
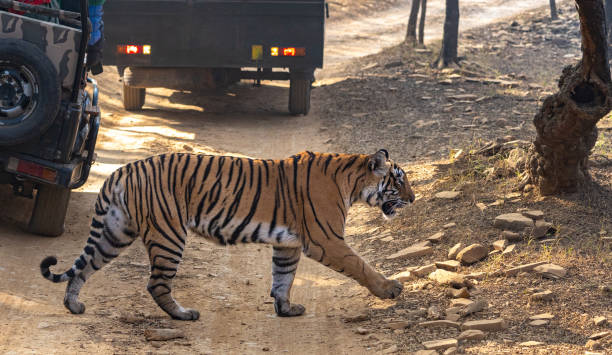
[40,149,415,320]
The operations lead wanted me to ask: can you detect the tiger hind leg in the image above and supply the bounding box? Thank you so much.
[64,204,139,314]
[145,230,199,321]
[270,247,304,317]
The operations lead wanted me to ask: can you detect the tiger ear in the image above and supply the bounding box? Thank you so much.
[368,150,390,176]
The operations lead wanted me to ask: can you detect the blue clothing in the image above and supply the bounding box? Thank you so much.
[88,4,103,45]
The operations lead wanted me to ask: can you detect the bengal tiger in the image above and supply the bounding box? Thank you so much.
[40,149,415,320]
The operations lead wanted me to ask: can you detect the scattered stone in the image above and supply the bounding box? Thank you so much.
[386,321,413,330]
[502,244,516,255]
[387,244,433,260]
[459,299,487,317]
[381,236,394,242]
[494,213,534,231]
[532,220,554,238]
[502,230,522,242]
[436,191,462,200]
[428,305,444,320]
[343,312,370,323]
[530,290,554,302]
[422,338,458,351]
[428,269,467,288]
[413,264,438,278]
[601,285,612,294]
[585,340,603,350]
[448,94,478,100]
[519,341,544,347]
[390,270,415,283]
[414,350,438,355]
[450,298,473,307]
[522,210,544,220]
[465,272,486,280]
[355,327,369,335]
[505,261,548,276]
[381,345,398,354]
[456,244,488,265]
[529,320,549,326]
[492,239,507,251]
[533,264,567,279]
[476,202,487,211]
[448,243,462,260]
[593,316,608,326]
[445,313,461,322]
[529,313,555,321]
[447,287,470,298]
[427,231,446,243]
[589,331,610,340]
[443,222,457,229]
[461,318,507,332]
[443,347,457,355]
[435,260,461,272]
[418,320,461,329]
[144,329,184,341]
[457,329,486,341]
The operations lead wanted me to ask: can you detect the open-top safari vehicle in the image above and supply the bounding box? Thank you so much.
[0,0,101,236]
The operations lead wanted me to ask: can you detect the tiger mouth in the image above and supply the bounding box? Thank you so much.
[382,200,407,217]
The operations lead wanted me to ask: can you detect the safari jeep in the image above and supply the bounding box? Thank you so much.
[0,0,100,236]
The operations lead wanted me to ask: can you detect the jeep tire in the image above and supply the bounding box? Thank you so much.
[0,39,61,145]
[28,184,71,237]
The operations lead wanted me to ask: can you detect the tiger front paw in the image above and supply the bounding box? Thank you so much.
[372,278,403,299]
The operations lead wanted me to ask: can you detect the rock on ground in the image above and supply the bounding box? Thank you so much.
[505,261,548,276]
[387,244,433,260]
[422,338,458,351]
[457,329,486,341]
[533,263,567,279]
[435,260,461,272]
[435,191,462,200]
[494,213,534,231]
[461,318,507,331]
[456,244,488,265]
[144,329,184,341]
[428,269,467,288]
[492,239,507,251]
[448,243,462,260]
[530,290,554,302]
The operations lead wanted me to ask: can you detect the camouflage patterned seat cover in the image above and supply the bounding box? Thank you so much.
[0,11,81,89]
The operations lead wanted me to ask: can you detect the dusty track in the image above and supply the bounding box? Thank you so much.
[1,1,552,353]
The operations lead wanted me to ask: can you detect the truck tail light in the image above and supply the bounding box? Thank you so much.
[7,157,57,183]
[270,47,305,57]
[117,45,152,55]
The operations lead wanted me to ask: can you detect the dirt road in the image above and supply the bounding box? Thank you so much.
[1,1,551,354]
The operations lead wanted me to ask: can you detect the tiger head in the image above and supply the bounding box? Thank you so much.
[362,149,415,219]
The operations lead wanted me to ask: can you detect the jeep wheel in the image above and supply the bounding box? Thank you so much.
[28,184,71,237]
[122,84,146,110]
[0,39,61,145]
[288,77,311,116]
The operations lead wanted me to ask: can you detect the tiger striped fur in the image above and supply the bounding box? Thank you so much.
[40,149,415,320]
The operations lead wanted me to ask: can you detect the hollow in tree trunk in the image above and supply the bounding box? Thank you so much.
[405,0,421,45]
[435,0,459,68]
[418,0,427,46]
[550,0,558,20]
[527,0,612,195]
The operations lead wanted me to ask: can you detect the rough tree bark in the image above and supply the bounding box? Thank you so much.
[418,0,427,46]
[435,0,459,68]
[550,0,559,20]
[527,0,612,195]
[406,0,421,45]
[605,0,612,50]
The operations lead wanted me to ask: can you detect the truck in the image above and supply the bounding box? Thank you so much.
[0,0,101,236]
[102,0,327,115]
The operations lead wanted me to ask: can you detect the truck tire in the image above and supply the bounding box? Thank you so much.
[122,84,145,110]
[28,184,71,237]
[0,39,61,145]
[288,78,311,116]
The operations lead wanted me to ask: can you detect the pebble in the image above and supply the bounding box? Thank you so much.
[422,338,458,351]
[427,231,446,243]
[355,327,369,335]
[492,239,507,251]
[502,230,522,242]
[414,350,438,355]
[456,244,488,264]
[448,243,462,260]
[343,312,370,323]
[428,305,444,320]
[589,331,610,340]
[447,287,470,298]
[459,299,487,317]
[435,260,461,272]
[390,270,415,283]
[457,329,486,341]
[450,298,473,307]
[443,222,457,229]
[381,345,398,354]
[443,347,457,355]
[593,316,607,326]
[522,210,544,220]
[428,269,468,288]
[387,244,433,260]
[413,264,438,277]
[529,313,555,320]
[532,220,554,238]
[461,318,507,331]
[502,244,516,255]
[530,290,554,302]
[418,320,461,329]
[529,320,549,326]
[505,261,548,276]
[494,213,534,231]
[533,264,566,279]
[435,191,462,200]
[519,341,544,346]
[144,329,184,341]
[386,321,413,330]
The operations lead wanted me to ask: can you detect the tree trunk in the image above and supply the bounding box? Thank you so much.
[418,0,427,46]
[406,0,421,46]
[550,0,559,20]
[527,0,612,195]
[605,0,612,50]
[435,0,459,68]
